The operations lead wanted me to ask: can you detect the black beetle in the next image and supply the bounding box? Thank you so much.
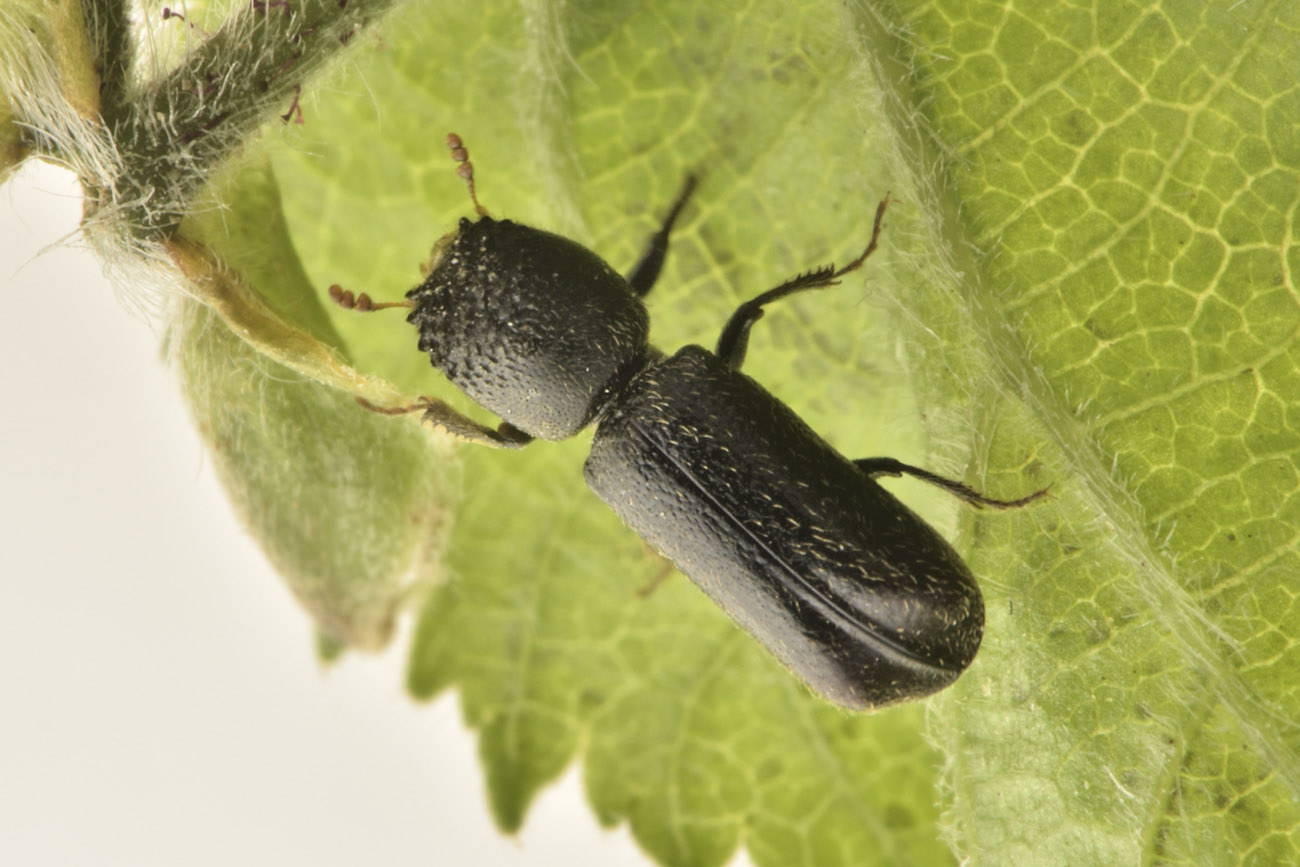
[331,134,1046,710]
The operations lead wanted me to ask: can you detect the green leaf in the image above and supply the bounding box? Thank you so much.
[2,0,447,653]
[173,155,457,651]
[265,0,1300,863]
[10,0,1297,863]
[0,0,98,182]
[893,1,1300,863]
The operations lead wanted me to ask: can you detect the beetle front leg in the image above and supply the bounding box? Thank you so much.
[356,396,533,449]
[854,457,1048,509]
[626,174,699,297]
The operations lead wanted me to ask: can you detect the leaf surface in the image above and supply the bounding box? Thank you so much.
[18,0,1287,863]
[273,0,1300,862]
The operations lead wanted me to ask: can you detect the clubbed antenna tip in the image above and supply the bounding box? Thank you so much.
[445,132,488,217]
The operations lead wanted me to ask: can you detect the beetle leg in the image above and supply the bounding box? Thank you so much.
[714,267,837,369]
[355,396,533,449]
[626,174,700,297]
[715,196,894,370]
[631,538,678,597]
[855,457,1049,510]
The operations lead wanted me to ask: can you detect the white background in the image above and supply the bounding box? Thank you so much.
[0,161,663,867]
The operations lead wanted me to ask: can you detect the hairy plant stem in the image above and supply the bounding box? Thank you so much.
[85,0,401,235]
[82,0,134,125]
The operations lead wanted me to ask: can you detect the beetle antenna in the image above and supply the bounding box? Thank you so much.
[446,132,489,217]
[328,284,412,312]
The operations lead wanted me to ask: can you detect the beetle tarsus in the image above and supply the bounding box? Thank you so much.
[829,193,895,281]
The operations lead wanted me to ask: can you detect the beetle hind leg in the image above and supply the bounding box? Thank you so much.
[855,457,1049,509]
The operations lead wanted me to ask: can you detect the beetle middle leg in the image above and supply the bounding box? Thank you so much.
[626,174,700,297]
[855,457,1049,509]
[355,396,533,449]
[715,196,893,369]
